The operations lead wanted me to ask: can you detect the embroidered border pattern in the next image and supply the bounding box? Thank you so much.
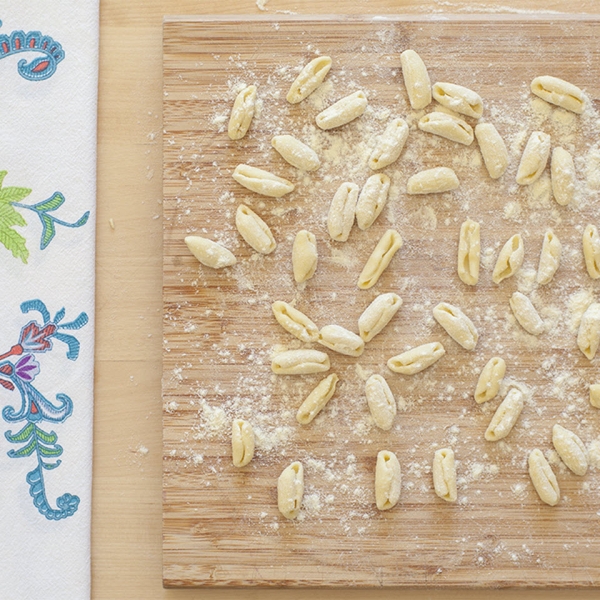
[2,300,88,521]
[0,20,64,81]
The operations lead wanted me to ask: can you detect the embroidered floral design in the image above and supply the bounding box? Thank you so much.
[0,170,89,263]
[2,300,88,521]
[0,21,64,81]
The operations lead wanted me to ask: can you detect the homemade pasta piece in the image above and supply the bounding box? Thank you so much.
[368,118,409,170]
[387,342,445,375]
[589,384,600,408]
[484,388,524,442]
[516,131,551,185]
[531,75,585,114]
[552,424,588,476]
[433,302,478,350]
[277,461,304,519]
[509,292,545,336]
[577,302,600,360]
[536,229,561,285]
[316,90,367,130]
[232,164,294,198]
[235,204,276,254]
[271,301,319,343]
[474,123,508,179]
[432,82,483,118]
[318,324,365,357]
[271,349,330,375]
[358,292,402,342]
[365,374,396,431]
[406,167,459,195]
[457,219,480,286]
[231,419,255,467]
[432,448,457,502]
[551,147,576,206]
[328,182,359,242]
[356,174,391,230]
[287,56,332,104]
[271,135,320,172]
[418,111,474,146]
[375,450,402,510]
[184,235,236,269]
[357,229,403,289]
[492,234,524,284]
[528,449,560,507]
[474,357,506,404]
[296,374,339,425]
[582,224,600,279]
[228,85,257,140]
[292,230,318,283]
[400,49,431,110]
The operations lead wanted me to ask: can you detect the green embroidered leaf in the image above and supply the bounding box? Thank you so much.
[5,423,35,443]
[41,461,62,470]
[0,185,32,204]
[0,171,7,188]
[31,192,65,213]
[0,202,28,262]
[40,214,56,250]
[35,427,58,444]
[7,437,36,458]
[38,443,63,458]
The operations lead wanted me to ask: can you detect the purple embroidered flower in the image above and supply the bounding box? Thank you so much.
[14,355,40,382]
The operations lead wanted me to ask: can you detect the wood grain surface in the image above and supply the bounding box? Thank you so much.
[163,15,600,588]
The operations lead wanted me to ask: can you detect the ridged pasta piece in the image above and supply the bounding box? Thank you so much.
[492,234,524,284]
[400,49,431,110]
[356,174,391,230]
[292,230,318,283]
[184,235,236,269]
[272,135,320,171]
[235,204,276,254]
[375,450,402,510]
[432,302,478,350]
[589,384,600,409]
[509,292,545,336]
[582,224,600,279]
[516,131,551,185]
[418,111,474,145]
[277,461,304,519]
[457,219,480,286]
[387,342,445,375]
[232,419,255,467]
[296,374,339,425]
[474,357,506,404]
[528,449,560,506]
[475,123,508,179]
[287,56,332,104]
[228,85,257,140]
[368,118,409,170]
[484,388,523,441]
[358,292,402,342]
[406,167,459,195]
[531,75,585,114]
[552,424,588,476]
[232,164,294,197]
[577,302,600,360]
[271,349,330,375]
[357,229,403,289]
[365,374,396,431]
[271,301,319,343]
[432,82,483,118]
[551,147,576,206]
[316,91,367,130]
[432,448,457,502]
[318,324,364,357]
[536,229,561,285]
[327,182,359,242]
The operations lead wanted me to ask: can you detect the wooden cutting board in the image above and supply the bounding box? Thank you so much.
[163,15,600,587]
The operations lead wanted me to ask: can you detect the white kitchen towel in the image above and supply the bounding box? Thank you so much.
[0,3,97,599]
